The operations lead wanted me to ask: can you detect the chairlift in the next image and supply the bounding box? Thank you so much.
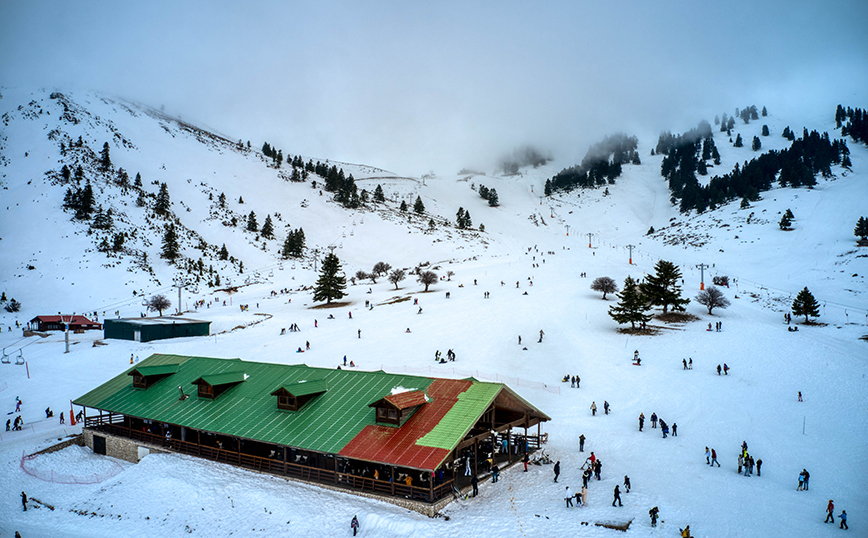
[15,352,24,365]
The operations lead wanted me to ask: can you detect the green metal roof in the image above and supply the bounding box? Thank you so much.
[276,379,329,397]
[195,371,247,386]
[416,382,501,450]
[130,364,180,377]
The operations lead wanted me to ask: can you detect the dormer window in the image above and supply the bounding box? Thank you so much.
[271,379,327,412]
[128,364,179,389]
[369,390,428,426]
[191,371,247,400]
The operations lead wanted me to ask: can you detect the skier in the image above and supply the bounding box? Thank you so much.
[15,397,22,412]
[650,412,657,428]
[624,475,631,493]
[649,506,660,527]
[5,419,10,431]
[351,515,360,536]
[553,461,560,482]
[639,413,645,431]
[358,329,361,339]
[590,402,597,416]
[612,484,623,506]
[578,434,585,452]
[565,486,574,508]
[570,376,575,388]
[825,500,835,523]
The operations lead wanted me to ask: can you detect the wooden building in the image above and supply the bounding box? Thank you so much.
[29,315,102,332]
[73,354,549,515]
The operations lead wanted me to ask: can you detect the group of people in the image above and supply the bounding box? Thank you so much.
[280,323,301,334]
[825,500,848,529]
[681,358,693,370]
[435,349,456,363]
[716,363,730,375]
[561,374,580,388]
[737,442,761,477]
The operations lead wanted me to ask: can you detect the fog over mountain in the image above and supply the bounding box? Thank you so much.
[2,1,867,174]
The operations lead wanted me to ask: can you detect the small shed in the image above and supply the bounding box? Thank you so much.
[103,317,211,343]
[30,315,102,332]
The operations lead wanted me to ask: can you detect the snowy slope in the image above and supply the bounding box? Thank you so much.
[1,91,867,538]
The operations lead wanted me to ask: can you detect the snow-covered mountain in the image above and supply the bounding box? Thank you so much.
[1,88,866,538]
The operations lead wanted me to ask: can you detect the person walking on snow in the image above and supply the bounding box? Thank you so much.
[579,434,585,452]
[553,461,561,482]
[591,402,597,416]
[351,515,360,536]
[705,447,711,465]
[582,468,592,488]
[623,475,631,493]
[581,485,588,506]
[523,453,529,472]
[756,459,762,477]
[471,474,479,497]
[650,412,658,428]
[21,491,27,511]
[672,423,677,436]
[594,459,602,481]
[826,500,835,523]
[711,448,720,467]
[717,364,722,375]
[649,506,659,527]
[604,401,610,415]
[639,413,645,431]
[538,329,544,343]
[565,486,574,508]
[723,363,729,375]
[839,510,848,530]
[612,484,623,506]
[683,358,688,370]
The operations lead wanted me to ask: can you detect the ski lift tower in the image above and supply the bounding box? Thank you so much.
[172,275,190,315]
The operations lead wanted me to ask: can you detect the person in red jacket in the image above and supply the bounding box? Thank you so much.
[825,500,835,523]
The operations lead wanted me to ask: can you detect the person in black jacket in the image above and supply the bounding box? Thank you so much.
[553,461,561,482]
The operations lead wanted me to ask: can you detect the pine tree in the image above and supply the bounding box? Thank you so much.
[855,216,868,240]
[313,253,347,304]
[399,200,408,212]
[488,188,499,207]
[154,182,171,217]
[779,214,792,230]
[218,192,226,207]
[734,134,744,148]
[785,208,794,220]
[134,172,142,187]
[640,260,689,313]
[374,184,385,202]
[161,224,180,261]
[99,142,112,171]
[752,136,762,151]
[246,211,258,232]
[77,181,95,220]
[456,208,465,228]
[413,196,425,214]
[791,287,820,323]
[91,205,113,230]
[61,165,71,181]
[762,125,770,136]
[261,215,274,239]
[219,244,229,260]
[761,106,768,117]
[608,276,652,329]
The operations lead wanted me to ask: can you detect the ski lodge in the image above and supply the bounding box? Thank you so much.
[29,315,102,332]
[103,317,211,342]
[73,354,549,515]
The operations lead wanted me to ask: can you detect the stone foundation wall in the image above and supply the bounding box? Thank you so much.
[81,429,168,464]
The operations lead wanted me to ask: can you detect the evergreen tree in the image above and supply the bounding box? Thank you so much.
[219,244,229,260]
[779,214,792,230]
[413,196,425,214]
[91,205,113,230]
[261,215,274,239]
[752,136,762,151]
[761,106,768,117]
[77,181,95,220]
[727,117,736,130]
[544,179,553,196]
[608,276,652,329]
[488,188,500,207]
[640,260,689,313]
[399,200,408,212]
[762,125,770,136]
[99,142,112,171]
[281,228,305,258]
[154,182,171,216]
[61,164,71,181]
[161,224,180,261]
[374,184,385,202]
[785,208,794,220]
[740,198,750,209]
[313,253,347,304]
[134,172,142,187]
[456,207,465,228]
[855,216,868,240]
[246,211,258,232]
[218,192,226,208]
[734,134,743,147]
[791,287,820,323]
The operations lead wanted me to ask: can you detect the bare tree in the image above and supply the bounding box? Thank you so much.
[388,269,406,290]
[372,261,392,276]
[146,294,172,316]
[446,270,455,281]
[590,276,618,300]
[355,270,369,283]
[695,286,730,314]
[417,271,438,292]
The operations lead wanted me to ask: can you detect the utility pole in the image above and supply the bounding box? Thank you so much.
[314,248,319,272]
[696,263,709,290]
[626,244,636,265]
[172,276,188,315]
[587,233,594,249]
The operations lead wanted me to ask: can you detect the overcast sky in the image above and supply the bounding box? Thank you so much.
[2,1,867,175]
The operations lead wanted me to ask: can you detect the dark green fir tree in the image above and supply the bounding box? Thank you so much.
[313,253,347,304]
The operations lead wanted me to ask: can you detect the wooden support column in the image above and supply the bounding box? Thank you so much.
[473,438,479,477]
[391,466,396,496]
[429,470,434,501]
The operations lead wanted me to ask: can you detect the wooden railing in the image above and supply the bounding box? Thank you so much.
[89,423,453,503]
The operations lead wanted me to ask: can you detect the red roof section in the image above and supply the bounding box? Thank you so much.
[31,315,98,325]
[339,378,472,470]
[384,390,428,410]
